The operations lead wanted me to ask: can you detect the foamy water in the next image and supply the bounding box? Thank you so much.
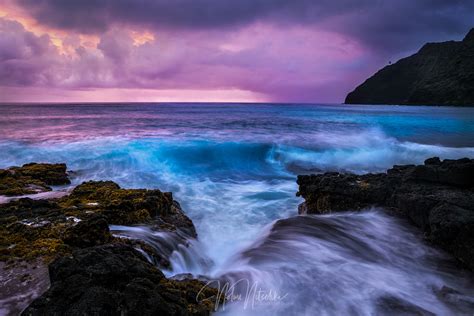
[1,103,474,314]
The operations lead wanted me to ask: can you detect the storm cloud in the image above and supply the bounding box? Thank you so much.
[0,0,473,102]
[18,0,474,53]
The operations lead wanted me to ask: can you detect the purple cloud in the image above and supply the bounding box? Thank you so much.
[1,1,473,102]
[17,0,474,54]
[0,18,58,86]
[0,16,375,102]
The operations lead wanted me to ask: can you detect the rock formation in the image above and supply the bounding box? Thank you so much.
[297,157,474,269]
[345,28,474,106]
[0,163,70,196]
[22,244,218,316]
[0,163,219,315]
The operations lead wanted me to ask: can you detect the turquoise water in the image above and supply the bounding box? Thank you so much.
[1,103,473,315]
[1,103,473,256]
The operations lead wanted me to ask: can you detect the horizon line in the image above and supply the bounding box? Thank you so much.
[0,101,346,105]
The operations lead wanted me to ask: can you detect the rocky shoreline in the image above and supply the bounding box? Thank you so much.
[297,157,474,270]
[0,163,219,315]
[2,158,474,314]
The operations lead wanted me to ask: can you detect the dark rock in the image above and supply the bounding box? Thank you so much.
[117,237,172,269]
[435,286,474,313]
[375,296,435,315]
[0,163,70,196]
[1,179,196,264]
[61,180,197,236]
[15,163,70,186]
[22,244,219,316]
[429,204,474,268]
[436,158,474,187]
[402,158,474,187]
[63,215,111,248]
[1,163,211,316]
[296,157,474,270]
[424,157,441,165]
[345,28,474,106]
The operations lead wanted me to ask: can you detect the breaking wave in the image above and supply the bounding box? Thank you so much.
[1,103,474,315]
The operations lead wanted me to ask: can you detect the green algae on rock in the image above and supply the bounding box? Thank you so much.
[0,199,73,263]
[0,163,70,196]
[1,163,218,315]
[60,180,197,235]
[1,179,197,264]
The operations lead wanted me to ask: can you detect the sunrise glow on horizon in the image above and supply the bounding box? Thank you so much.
[0,0,472,103]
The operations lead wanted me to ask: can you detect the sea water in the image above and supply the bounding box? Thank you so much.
[1,103,474,315]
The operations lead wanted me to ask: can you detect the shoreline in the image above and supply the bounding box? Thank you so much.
[0,164,219,315]
[1,158,474,314]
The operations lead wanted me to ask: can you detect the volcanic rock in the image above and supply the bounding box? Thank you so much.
[0,163,70,196]
[297,157,474,269]
[22,244,219,316]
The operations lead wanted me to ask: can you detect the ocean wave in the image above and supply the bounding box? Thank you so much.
[1,129,473,182]
[1,130,473,274]
[2,104,474,315]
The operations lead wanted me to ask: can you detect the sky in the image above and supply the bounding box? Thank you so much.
[0,0,472,103]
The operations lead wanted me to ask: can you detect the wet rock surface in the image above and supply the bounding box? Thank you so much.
[0,260,50,316]
[0,163,70,196]
[1,180,197,264]
[297,157,474,270]
[375,296,435,316]
[62,180,197,236]
[1,163,217,315]
[63,215,111,248]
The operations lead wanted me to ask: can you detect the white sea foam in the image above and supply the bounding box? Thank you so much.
[1,104,474,315]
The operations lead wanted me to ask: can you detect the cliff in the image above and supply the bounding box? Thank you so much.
[345,28,474,106]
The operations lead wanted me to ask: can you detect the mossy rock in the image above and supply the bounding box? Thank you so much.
[63,215,112,248]
[59,181,196,235]
[0,222,72,263]
[1,179,196,264]
[15,163,70,186]
[1,164,209,315]
[0,163,70,196]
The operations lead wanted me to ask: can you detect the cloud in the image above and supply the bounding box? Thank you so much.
[0,16,374,102]
[0,18,59,86]
[16,0,474,54]
[1,1,473,102]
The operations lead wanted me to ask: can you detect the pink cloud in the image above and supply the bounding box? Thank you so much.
[0,17,381,102]
[1,0,472,103]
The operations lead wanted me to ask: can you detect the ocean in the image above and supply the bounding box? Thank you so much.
[1,103,474,315]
